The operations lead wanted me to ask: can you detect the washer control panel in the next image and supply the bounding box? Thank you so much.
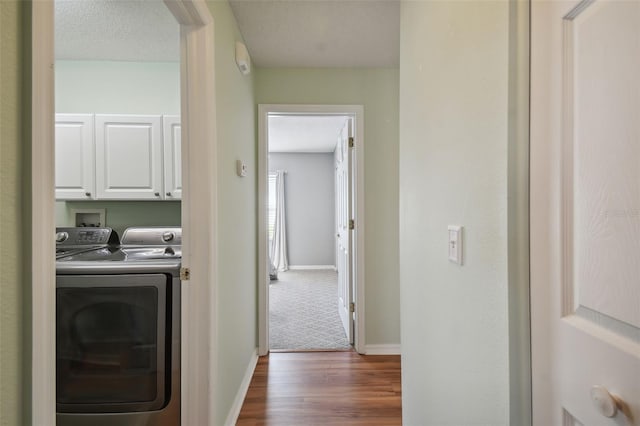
[55,227,119,247]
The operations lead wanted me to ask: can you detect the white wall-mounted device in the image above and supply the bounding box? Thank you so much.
[448,225,463,265]
[236,160,247,177]
[235,41,251,75]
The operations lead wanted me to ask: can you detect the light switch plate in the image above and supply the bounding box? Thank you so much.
[448,225,463,265]
[236,160,247,177]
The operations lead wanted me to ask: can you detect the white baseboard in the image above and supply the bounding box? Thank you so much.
[224,349,259,426]
[288,265,336,270]
[364,344,401,355]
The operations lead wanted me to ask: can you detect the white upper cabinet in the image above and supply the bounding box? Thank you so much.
[55,114,181,201]
[55,114,95,200]
[95,115,163,200]
[163,115,182,200]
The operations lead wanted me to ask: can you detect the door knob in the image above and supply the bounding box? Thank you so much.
[591,385,624,418]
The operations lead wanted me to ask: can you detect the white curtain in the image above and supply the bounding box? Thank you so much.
[270,170,289,271]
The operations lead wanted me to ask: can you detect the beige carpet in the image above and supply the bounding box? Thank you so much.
[269,269,351,351]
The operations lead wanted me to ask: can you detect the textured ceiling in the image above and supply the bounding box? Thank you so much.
[269,115,348,152]
[55,0,179,62]
[229,0,400,67]
[55,0,399,66]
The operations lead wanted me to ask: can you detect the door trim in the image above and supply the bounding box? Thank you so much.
[30,2,56,423]
[507,0,532,424]
[257,104,365,355]
[30,1,218,424]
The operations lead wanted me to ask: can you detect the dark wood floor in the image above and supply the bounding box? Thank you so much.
[236,351,402,425]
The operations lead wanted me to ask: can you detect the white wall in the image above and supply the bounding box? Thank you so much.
[399,1,510,424]
[256,68,400,347]
[269,153,335,267]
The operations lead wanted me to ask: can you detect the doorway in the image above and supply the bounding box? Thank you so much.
[267,115,351,351]
[258,104,365,355]
[31,0,217,424]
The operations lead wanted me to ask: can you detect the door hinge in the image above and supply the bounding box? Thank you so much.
[349,302,355,313]
[348,137,354,148]
[349,219,355,230]
[180,267,191,281]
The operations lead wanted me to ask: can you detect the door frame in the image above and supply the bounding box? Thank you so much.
[30,1,218,424]
[257,104,365,355]
[507,0,532,423]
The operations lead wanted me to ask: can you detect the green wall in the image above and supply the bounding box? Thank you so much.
[207,1,257,424]
[55,60,180,115]
[0,1,25,425]
[399,1,510,423]
[255,68,401,346]
[56,201,181,237]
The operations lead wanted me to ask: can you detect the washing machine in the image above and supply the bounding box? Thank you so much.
[55,227,182,426]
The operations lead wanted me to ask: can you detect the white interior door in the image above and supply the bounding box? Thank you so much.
[531,0,640,424]
[335,118,354,344]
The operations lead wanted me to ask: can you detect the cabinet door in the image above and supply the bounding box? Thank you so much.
[55,114,95,200]
[162,116,182,200]
[95,115,163,200]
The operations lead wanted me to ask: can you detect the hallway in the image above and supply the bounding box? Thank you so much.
[237,351,402,425]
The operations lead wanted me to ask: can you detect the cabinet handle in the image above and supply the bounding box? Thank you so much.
[166,192,172,197]
[155,192,160,197]
[85,192,91,197]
